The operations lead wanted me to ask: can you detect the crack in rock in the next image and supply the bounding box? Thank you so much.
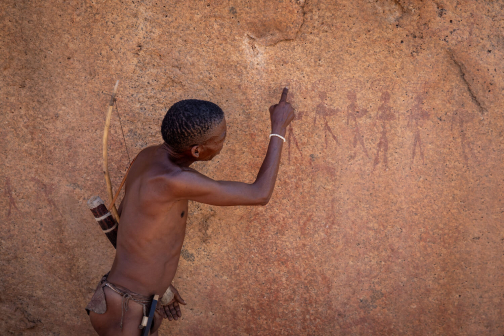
[375,0,404,23]
[245,0,308,47]
[448,50,485,113]
[392,0,405,15]
[264,0,308,47]
[295,0,308,39]
[246,34,260,56]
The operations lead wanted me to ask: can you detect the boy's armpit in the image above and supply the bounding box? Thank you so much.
[168,170,267,206]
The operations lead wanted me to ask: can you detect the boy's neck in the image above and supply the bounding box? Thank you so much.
[161,143,195,168]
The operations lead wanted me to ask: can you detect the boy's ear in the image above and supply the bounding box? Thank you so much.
[190,145,200,158]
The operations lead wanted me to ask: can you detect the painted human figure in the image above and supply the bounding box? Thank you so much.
[373,91,395,169]
[346,90,369,158]
[5,178,19,217]
[286,93,303,163]
[314,91,340,148]
[451,109,475,164]
[287,112,304,163]
[408,94,430,164]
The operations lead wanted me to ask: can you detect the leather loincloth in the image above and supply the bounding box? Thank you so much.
[86,273,157,330]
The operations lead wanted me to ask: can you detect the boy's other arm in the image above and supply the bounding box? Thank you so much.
[171,88,294,206]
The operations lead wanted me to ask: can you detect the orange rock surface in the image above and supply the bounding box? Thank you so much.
[1,0,503,334]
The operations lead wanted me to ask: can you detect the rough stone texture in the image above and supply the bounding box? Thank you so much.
[1,0,503,335]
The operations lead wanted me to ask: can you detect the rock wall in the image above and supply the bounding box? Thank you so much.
[1,0,503,334]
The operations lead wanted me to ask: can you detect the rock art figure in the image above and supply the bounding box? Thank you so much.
[4,178,19,217]
[287,111,304,163]
[286,93,303,163]
[31,178,63,218]
[314,91,340,149]
[373,91,395,169]
[346,90,369,158]
[408,95,430,165]
[451,109,476,165]
[323,198,337,243]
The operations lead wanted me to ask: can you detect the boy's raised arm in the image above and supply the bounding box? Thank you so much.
[170,88,295,206]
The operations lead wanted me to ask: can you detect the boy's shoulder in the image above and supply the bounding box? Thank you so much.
[145,156,201,188]
[160,166,202,186]
[135,144,213,200]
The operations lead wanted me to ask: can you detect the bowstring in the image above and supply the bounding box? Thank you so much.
[114,99,132,165]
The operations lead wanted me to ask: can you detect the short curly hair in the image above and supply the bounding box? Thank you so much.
[161,99,224,152]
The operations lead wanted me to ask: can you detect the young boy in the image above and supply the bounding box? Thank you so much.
[87,88,294,335]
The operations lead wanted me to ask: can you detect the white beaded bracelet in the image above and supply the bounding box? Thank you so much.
[269,133,286,142]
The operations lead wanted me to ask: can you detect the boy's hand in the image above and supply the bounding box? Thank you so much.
[157,284,187,321]
[269,87,295,136]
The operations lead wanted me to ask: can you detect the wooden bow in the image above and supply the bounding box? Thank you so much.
[103,80,121,223]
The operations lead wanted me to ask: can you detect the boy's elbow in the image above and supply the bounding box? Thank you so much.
[250,184,271,206]
[257,195,271,206]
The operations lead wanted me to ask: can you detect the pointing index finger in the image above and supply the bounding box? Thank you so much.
[279,87,288,103]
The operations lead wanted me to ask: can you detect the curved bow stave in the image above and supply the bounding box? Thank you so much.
[103,80,121,223]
